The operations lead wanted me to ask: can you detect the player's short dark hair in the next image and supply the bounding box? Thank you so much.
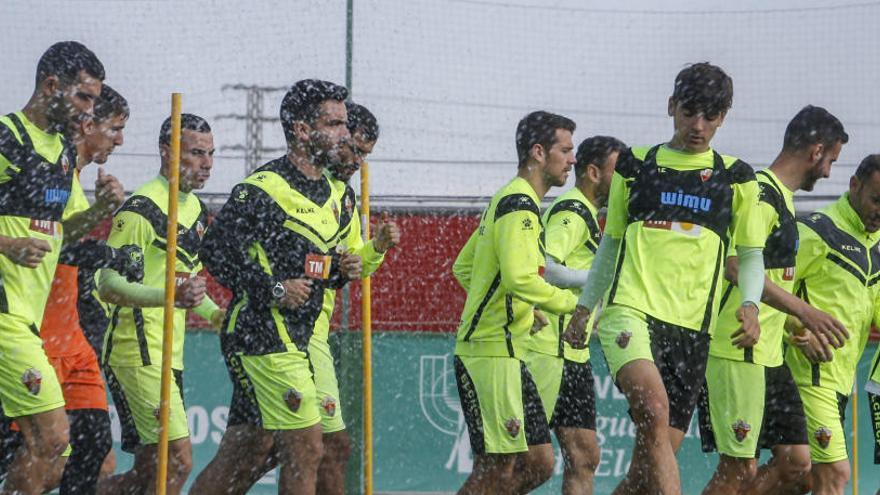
[36,41,105,86]
[575,136,627,177]
[855,155,880,182]
[280,79,349,143]
[782,105,849,153]
[346,102,379,142]
[158,113,211,146]
[671,62,733,118]
[515,111,576,167]
[93,84,129,122]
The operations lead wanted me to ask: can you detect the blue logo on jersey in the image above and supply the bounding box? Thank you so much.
[44,189,70,204]
[660,190,712,213]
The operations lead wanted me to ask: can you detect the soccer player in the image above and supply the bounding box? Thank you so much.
[563,62,766,494]
[524,135,625,495]
[192,79,362,495]
[783,154,880,495]
[452,110,579,494]
[701,105,849,495]
[0,41,104,495]
[38,84,140,493]
[96,114,224,495]
[311,101,399,494]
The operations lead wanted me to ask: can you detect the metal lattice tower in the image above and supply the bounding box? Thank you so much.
[217,84,286,174]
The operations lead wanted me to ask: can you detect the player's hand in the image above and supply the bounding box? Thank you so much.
[175,276,207,309]
[278,278,312,309]
[94,167,125,213]
[113,244,144,283]
[209,308,226,331]
[530,309,549,335]
[562,305,591,349]
[796,303,848,349]
[340,252,363,280]
[1,237,52,268]
[792,330,834,363]
[732,302,760,348]
[374,212,400,253]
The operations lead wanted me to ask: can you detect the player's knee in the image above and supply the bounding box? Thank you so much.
[779,453,811,485]
[630,396,669,434]
[324,432,351,465]
[41,427,70,459]
[563,444,599,475]
[825,461,850,486]
[527,447,555,483]
[170,443,194,478]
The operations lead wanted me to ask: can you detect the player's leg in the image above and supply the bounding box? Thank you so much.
[54,348,113,494]
[190,350,276,494]
[454,355,553,493]
[97,366,191,494]
[0,324,69,495]
[701,356,764,494]
[239,350,323,493]
[552,360,599,495]
[189,424,275,494]
[311,334,349,495]
[799,385,850,495]
[746,363,811,495]
[597,305,679,495]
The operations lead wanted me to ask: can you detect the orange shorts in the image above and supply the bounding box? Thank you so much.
[48,348,108,412]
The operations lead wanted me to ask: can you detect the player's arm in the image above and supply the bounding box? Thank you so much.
[200,183,285,303]
[341,196,389,278]
[97,210,163,307]
[58,239,143,282]
[62,169,125,243]
[726,171,766,347]
[452,228,478,291]
[543,208,590,289]
[562,168,630,347]
[494,202,577,315]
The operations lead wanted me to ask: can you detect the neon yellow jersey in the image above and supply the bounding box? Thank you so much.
[785,194,880,395]
[103,176,209,369]
[529,188,601,362]
[866,343,880,395]
[0,111,76,329]
[311,172,386,345]
[711,169,795,366]
[62,172,90,221]
[604,145,764,333]
[454,177,578,359]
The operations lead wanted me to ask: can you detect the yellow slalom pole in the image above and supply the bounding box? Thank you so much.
[360,161,373,495]
[852,380,858,495]
[156,94,182,495]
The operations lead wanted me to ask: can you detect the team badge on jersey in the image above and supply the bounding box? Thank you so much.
[321,396,337,417]
[195,220,206,239]
[616,330,633,349]
[344,195,353,215]
[504,418,522,438]
[815,426,833,449]
[61,154,70,174]
[732,419,751,442]
[522,218,533,230]
[21,368,42,395]
[332,201,340,220]
[783,266,795,281]
[700,169,713,182]
[284,388,303,412]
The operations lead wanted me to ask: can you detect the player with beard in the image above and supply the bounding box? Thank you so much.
[452,111,579,494]
[783,155,880,495]
[701,105,849,495]
[522,135,625,495]
[0,41,104,495]
[96,114,224,495]
[192,80,362,495]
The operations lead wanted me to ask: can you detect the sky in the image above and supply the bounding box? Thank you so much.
[3,0,879,210]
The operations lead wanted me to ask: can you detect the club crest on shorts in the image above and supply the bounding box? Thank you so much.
[504,418,522,438]
[815,426,833,449]
[284,388,303,412]
[616,330,633,349]
[731,419,751,442]
[700,169,713,182]
[321,396,337,417]
[21,368,42,395]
